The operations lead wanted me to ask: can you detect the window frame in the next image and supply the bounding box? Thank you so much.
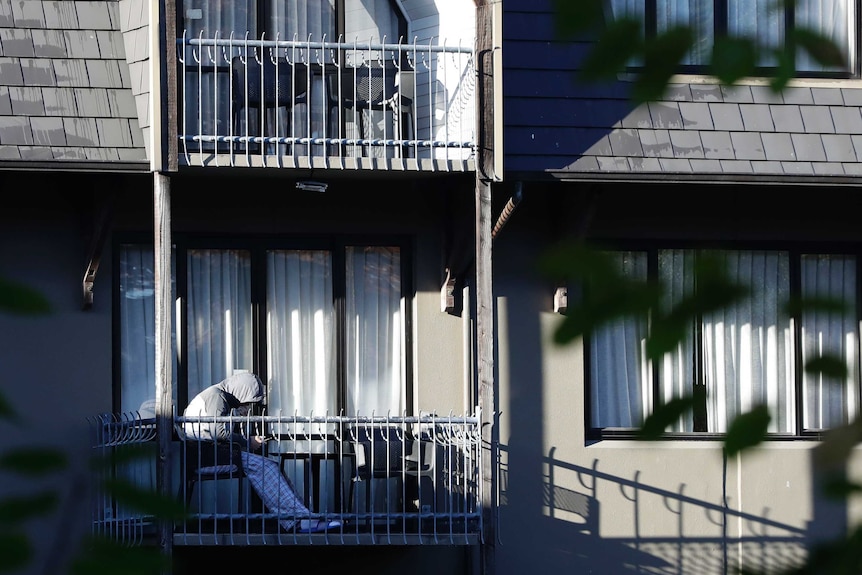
[113,232,414,417]
[585,239,862,441]
[630,0,861,79]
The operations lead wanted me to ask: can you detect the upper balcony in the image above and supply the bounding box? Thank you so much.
[177,33,476,172]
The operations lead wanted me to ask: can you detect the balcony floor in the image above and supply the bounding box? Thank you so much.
[178,151,475,173]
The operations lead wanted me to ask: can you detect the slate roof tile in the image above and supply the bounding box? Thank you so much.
[85,146,120,161]
[830,107,862,134]
[565,156,600,172]
[658,158,693,172]
[821,134,856,162]
[812,162,845,176]
[781,161,814,174]
[128,117,143,147]
[74,88,113,117]
[648,102,683,129]
[96,30,124,59]
[720,85,753,103]
[52,58,88,87]
[608,128,643,156]
[0,0,11,27]
[750,85,783,104]
[0,28,35,57]
[76,2,113,30]
[0,85,9,114]
[812,88,844,105]
[86,59,123,88]
[596,156,629,171]
[638,129,672,157]
[108,88,136,118]
[52,146,86,160]
[842,163,862,175]
[729,132,765,160]
[620,105,652,129]
[751,161,785,174]
[679,102,713,130]
[32,29,67,58]
[41,86,77,116]
[30,116,66,146]
[63,30,100,59]
[769,105,804,133]
[663,84,692,102]
[690,84,722,102]
[0,57,24,85]
[761,132,795,161]
[9,86,45,115]
[708,103,744,131]
[700,131,735,159]
[11,1,45,28]
[688,159,723,172]
[739,104,775,131]
[583,134,612,156]
[800,105,835,133]
[63,117,99,146]
[668,130,704,158]
[0,116,33,144]
[850,135,862,161]
[0,144,20,158]
[21,58,55,86]
[134,92,147,126]
[19,146,53,160]
[43,1,79,29]
[781,87,814,105]
[95,117,133,147]
[790,133,827,161]
[719,160,753,173]
[841,89,862,106]
[628,157,662,171]
[118,147,147,161]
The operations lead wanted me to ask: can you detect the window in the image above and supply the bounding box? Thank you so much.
[118,239,410,417]
[589,248,860,436]
[607,0,858,76]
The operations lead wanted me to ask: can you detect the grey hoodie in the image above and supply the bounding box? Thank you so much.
[183,372,265,447]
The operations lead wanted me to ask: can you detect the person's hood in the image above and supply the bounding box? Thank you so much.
[215,372,265,405]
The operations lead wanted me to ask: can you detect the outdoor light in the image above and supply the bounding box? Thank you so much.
[295,180,328,193]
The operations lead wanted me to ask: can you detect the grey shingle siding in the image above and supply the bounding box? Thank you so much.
[0,0,147,165]
[504,0,862,178]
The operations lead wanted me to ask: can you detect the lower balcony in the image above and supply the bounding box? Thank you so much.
[89,412,483,546]
[177,34,476,172]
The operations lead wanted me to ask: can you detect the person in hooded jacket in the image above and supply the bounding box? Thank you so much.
[183,371,342,533]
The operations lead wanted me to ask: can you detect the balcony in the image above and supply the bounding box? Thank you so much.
[89,411,483,546]
[177,33,476,172]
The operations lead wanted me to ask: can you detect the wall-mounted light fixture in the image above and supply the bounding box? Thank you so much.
[296,180,328,192]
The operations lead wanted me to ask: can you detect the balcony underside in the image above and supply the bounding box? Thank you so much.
[179,150,475,172]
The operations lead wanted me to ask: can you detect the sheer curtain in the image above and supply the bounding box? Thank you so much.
[728,0,782,67]
[590,251,650,428]
[795,0,855,72]
[345,246,404,416]
[186,249,254,401]
[701,251,793,433]
[802,255,859,429]
[657,0,713,65]
[659,249,696,432]
[119,246,177,413]
[266,250,336,418]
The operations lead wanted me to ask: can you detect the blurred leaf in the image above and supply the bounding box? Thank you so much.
[0,277,51,315]
[724,405,771,457]
[0,532,32,573]
[792,27,847,69]
[644,315,689,362]
[578,18,642,82]
[804,355,849,380]
[710,36,757,84]
[0,492,58,524]
[103,479,188,521]
[0,392,18,423]
[814,418,862,471]
[0,448,67,476]
[639,396,697,439]
[552,0,606,37]
[632,26,694,103]
[768,46,795,93]
[821,474,862,500]
[72,536,170,575]
[90,442,156,471]
[784,295,850,317]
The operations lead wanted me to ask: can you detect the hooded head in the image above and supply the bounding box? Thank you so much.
[215,372,265,406]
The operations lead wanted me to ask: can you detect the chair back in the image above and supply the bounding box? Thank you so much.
[351,424,407,478]
[231,55,308,108]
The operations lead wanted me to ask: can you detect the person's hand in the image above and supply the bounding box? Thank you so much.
[249,435,264,451]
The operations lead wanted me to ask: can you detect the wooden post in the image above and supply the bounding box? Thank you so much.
[154,172,173,568]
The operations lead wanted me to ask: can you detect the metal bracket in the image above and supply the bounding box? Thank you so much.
[442,267,457,313]
[82,196,114,311]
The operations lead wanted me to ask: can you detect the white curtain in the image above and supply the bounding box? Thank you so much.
[656,0,713,65]
[802,254,859,429]
[795,0,855,72]
[119,246,177,413]
[659,249,696,432]
[590,251,650,428]
[700,251,793,433]
[186,249,254,401]
[345,246,404,416]
[728,0,782,67]
[266,250,336,418]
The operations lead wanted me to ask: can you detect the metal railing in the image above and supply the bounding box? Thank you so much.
[89,410,482,546]
[177,33,476,171]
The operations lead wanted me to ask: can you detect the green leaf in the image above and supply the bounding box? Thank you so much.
[768,46,795,93]
[632,26,694,103]
[792,27,847,69]
[821,474,862,500]
[103,479,188,521]
[90,442,157,471]
[724,405,771,457]
[578,18,642,82]
[0,492,59,524]
[710,36,757,85]
[639,396,697,440]
[0,277,51,315]
[0,448,67,476]
[804,355,848,380]
[72,537,170,575]
[0,532,32,573]
[784,295,850,317]
[814,418,862,471]
[0,392,18,423]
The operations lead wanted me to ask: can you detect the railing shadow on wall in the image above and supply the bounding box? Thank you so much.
[497,445,814,573]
